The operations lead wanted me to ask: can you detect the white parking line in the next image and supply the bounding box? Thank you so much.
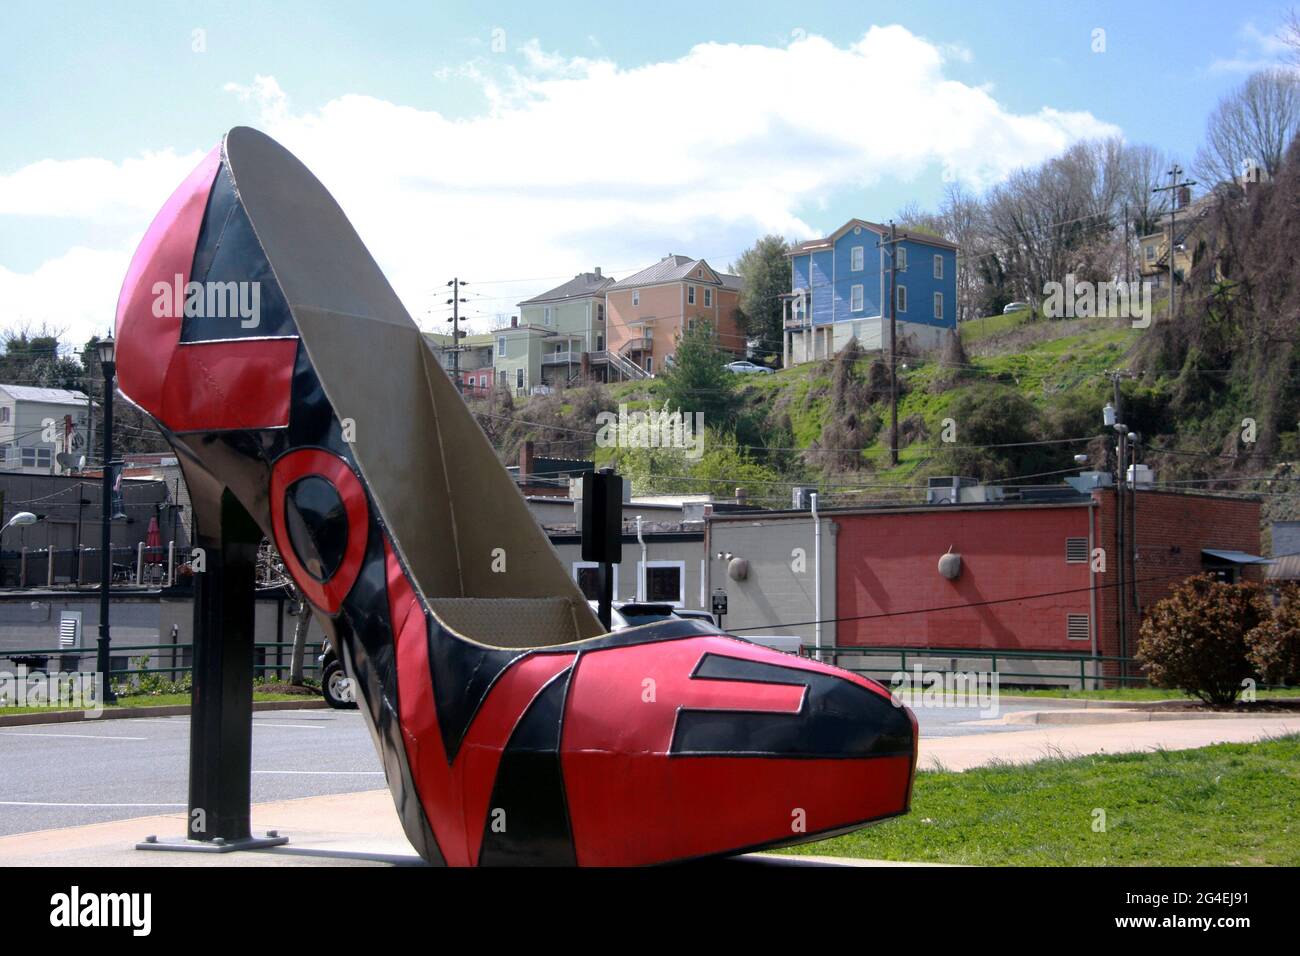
[0,801,185,808]
[252,770,384,775]
[0,731,147,741]
[250,723,325,730]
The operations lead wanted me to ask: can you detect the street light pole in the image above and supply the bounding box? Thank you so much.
[96,334,118,704]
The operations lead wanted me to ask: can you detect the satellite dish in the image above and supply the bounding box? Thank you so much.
[56,452,81,471]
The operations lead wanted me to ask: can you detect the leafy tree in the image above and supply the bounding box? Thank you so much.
[1136,575,1271,706]
[657,320,738,429]
[731,235,790,361]
[610,427,778,497]
[928,385,1058,481]
[1246,584,1300,686]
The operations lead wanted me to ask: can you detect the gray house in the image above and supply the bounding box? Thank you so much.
[0,385,92,475]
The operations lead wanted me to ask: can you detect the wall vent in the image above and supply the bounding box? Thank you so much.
[1066,613,1090,641]
[1065,538,1089,563]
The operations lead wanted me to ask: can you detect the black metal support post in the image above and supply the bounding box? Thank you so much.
[187,490,260,842]
[96,361,117,704]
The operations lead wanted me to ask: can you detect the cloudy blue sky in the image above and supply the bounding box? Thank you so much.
[1,0,1295,344]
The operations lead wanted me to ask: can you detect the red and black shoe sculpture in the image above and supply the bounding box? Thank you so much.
[114,127,917,866]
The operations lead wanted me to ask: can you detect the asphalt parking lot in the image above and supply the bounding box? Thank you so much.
[0,698,1042,837]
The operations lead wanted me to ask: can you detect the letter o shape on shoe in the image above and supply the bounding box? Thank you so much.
[270,449,369,614]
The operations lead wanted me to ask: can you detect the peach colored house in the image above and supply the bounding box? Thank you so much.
[604,255,745,375]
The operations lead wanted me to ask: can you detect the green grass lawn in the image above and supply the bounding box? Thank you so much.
[1005,687,1300,702]
[0,690,313,717]
[782,735,1300,865]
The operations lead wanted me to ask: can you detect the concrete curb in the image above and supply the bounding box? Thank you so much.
[0,698,327,727]
[1002,708,1280,726]
[997,695,1300,712]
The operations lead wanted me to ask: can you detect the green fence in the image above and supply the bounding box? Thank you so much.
[808,644,1148,690]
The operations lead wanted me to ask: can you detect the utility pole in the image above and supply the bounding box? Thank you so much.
[1122,201,1130,289]
[878,222,900,466]
[446,278,468,392]
[1152,165,1196,318]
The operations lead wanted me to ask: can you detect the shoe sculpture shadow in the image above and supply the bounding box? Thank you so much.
[114,127,917,866]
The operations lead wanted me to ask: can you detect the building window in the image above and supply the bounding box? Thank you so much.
[687,286,696,306]
[544,306,553,326]
[497,336,506,357]
[645,356,653,374]
[896,247,908,272]
[516,368,524,389]
[933,292,943,320]
[641,560,686,606]
[896,285,907,313]
[1066,613,1090,641]
[573,562,619,600]
[851,284,864,312]
[21,447,52,469]
[595,334,604,351]
[704,288,712,307]
[479,374,487,388]
[0,407,9,423]
[1065,538,1089,563]
[1145,244,1155,262]
[632,290,639,306]
[597,304,605,321]
[851,246,864,271]
[933,254,943,279]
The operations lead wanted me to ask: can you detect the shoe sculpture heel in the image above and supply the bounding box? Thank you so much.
[115,127,917,865]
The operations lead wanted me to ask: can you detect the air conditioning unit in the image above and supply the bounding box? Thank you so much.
[1127,464,1155,489]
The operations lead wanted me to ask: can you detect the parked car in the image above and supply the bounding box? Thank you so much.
[724,360,773,375]
[318,640,358,709]
[587,600,706,630]
[1002,301,1029,314]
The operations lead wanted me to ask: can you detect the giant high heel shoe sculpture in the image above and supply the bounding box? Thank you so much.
[115,127,917,865]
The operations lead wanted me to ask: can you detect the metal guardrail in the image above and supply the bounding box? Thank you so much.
[807,644,1148,690]
[0,641,322,680]
[0,543,182,589]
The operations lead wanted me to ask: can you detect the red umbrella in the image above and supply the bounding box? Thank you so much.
[145,515,162,564]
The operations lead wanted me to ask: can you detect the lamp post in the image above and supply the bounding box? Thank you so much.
[96,334,118,704]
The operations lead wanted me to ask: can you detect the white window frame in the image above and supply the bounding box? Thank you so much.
[645,355,653,374]
[497,336,506,357]
[851,245,864,272]
[703,288,712,307]
[687,285,696,306]
[596,333,604,351]
[897,285,907,313]
[896,247,908,272]
[573,561,619,600]
[632,290,640,306]
[0,407,9,424]
[639,560,686,607]
[516,367,524,389]
[850,284,864,312]
[544,306,553,326]
[933,254,943,279]
[933,291,943,320]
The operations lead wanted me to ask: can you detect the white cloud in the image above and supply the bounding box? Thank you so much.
[1208,20,1297,74]
[0,25,1119,344]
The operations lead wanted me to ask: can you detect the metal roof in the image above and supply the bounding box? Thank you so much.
[608,255,743,291]
[518,272,616,306]
[1202,548,1273,565]
[0,384,90,405]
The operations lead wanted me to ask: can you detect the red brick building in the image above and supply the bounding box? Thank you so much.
[832,488,1262,659]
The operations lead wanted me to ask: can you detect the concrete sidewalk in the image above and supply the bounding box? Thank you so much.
[2,714,1295,865]
[920,714,1298,771]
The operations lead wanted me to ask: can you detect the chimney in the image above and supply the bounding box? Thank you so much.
[510,315,518,328]
[1176,185,1191,209]
[594,266,602,278]
[735,486,747,506]
[520,441,535,481]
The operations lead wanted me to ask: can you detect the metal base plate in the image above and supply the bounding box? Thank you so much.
[136,833,289,854]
